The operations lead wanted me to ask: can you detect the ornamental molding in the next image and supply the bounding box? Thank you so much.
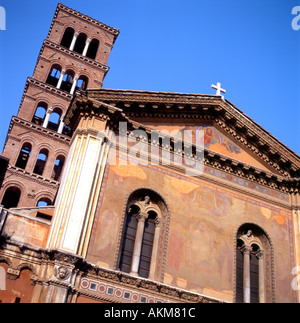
[48,3,120,40]
[0,244,222,303]
[6,166,60,189]
[66,93,299,195]
[42,40,110,73]
[10,116,71,144]
[78,89,300,177]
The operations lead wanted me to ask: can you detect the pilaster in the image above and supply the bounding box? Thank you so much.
[47,115,110,255]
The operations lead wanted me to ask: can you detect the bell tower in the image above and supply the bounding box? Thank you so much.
[0,3,119,209]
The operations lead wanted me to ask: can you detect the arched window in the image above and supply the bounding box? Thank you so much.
[60,70,75,93]
[73,33,87,55]
[86,38,99,60]
[46,65,61,87]
[119,190,168,280]
[32,102,47,125]
[33,149,49,176]
[47,108,62,132]
[236,224,273,303]
[51,155,65,181]
[75,76,88,91]
[15,143,32,170]
[60,27,75,49]
[1,187,21,209]
[37,198,52,207]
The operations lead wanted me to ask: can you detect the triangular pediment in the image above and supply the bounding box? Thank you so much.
[139,122,274,173]
[67,88,300,178]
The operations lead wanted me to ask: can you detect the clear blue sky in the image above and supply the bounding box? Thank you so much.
[0,0,299,155]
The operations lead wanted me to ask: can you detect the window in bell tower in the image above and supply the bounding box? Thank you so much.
[16,143,32,170]
[60,27,75,49]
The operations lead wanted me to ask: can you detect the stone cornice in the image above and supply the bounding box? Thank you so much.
[10,116,71,144]
[24,77,73,101]
[69,90,300,178]
[48,3,120,43]
[65,95,300,196]
[40,40,110,74]
[6,166,60,189]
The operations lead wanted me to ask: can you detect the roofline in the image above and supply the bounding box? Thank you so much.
[48,3,120,43]
[87,88,300,160]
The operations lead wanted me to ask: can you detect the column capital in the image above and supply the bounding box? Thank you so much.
[256,250,264,259]
[136,212,148,222]
[241,245,252,255]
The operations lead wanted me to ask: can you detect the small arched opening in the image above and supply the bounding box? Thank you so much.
[1,186,21,209]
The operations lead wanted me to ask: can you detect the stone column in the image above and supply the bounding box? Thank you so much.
[70,75,79,95]
[130,212,148,277]
[56,69,66,90]
[148,217,161,280]
[257,250,265,303]
[82,38,92,57]
[242,245,252,303]
[69,32,79,51]
[57,114,65,134]
[42,107,53,128]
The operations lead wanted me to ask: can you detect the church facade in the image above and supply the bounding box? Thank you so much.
[0,3,299,304]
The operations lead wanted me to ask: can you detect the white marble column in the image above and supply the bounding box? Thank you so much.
[69,32,79,51]
[57,114,65,134]
[56,69,66,90]
[257,250,265,303]
[82,38,92,57]
[130,212,148,277]
[243,245,252,303]
[70,75,79,95]
[42,108,53,128]
[148,217,161,280]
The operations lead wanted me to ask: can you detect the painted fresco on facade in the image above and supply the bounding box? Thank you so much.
[146,123,271,171]
[87,155,294,303]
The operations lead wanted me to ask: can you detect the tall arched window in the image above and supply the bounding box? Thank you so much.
[236,224,274,303]
[32,102,47,125]
[1,186,21,209]
[33,149,49,176]
[46,65,61,87]
[73,33,87,55]
[60,27,75,49]
[118,190,168,281]
[86,38,99,60]
[51,155,65,181]
[60,70,75,93]
[15,143,32,170]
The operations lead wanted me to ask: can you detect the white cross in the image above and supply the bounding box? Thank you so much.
[211,82,226,99]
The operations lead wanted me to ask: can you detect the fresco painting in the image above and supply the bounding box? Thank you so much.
[87,155,293,302]
[147,123,271,171]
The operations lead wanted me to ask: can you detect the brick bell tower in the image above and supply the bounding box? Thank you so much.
[0,3,119,208]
